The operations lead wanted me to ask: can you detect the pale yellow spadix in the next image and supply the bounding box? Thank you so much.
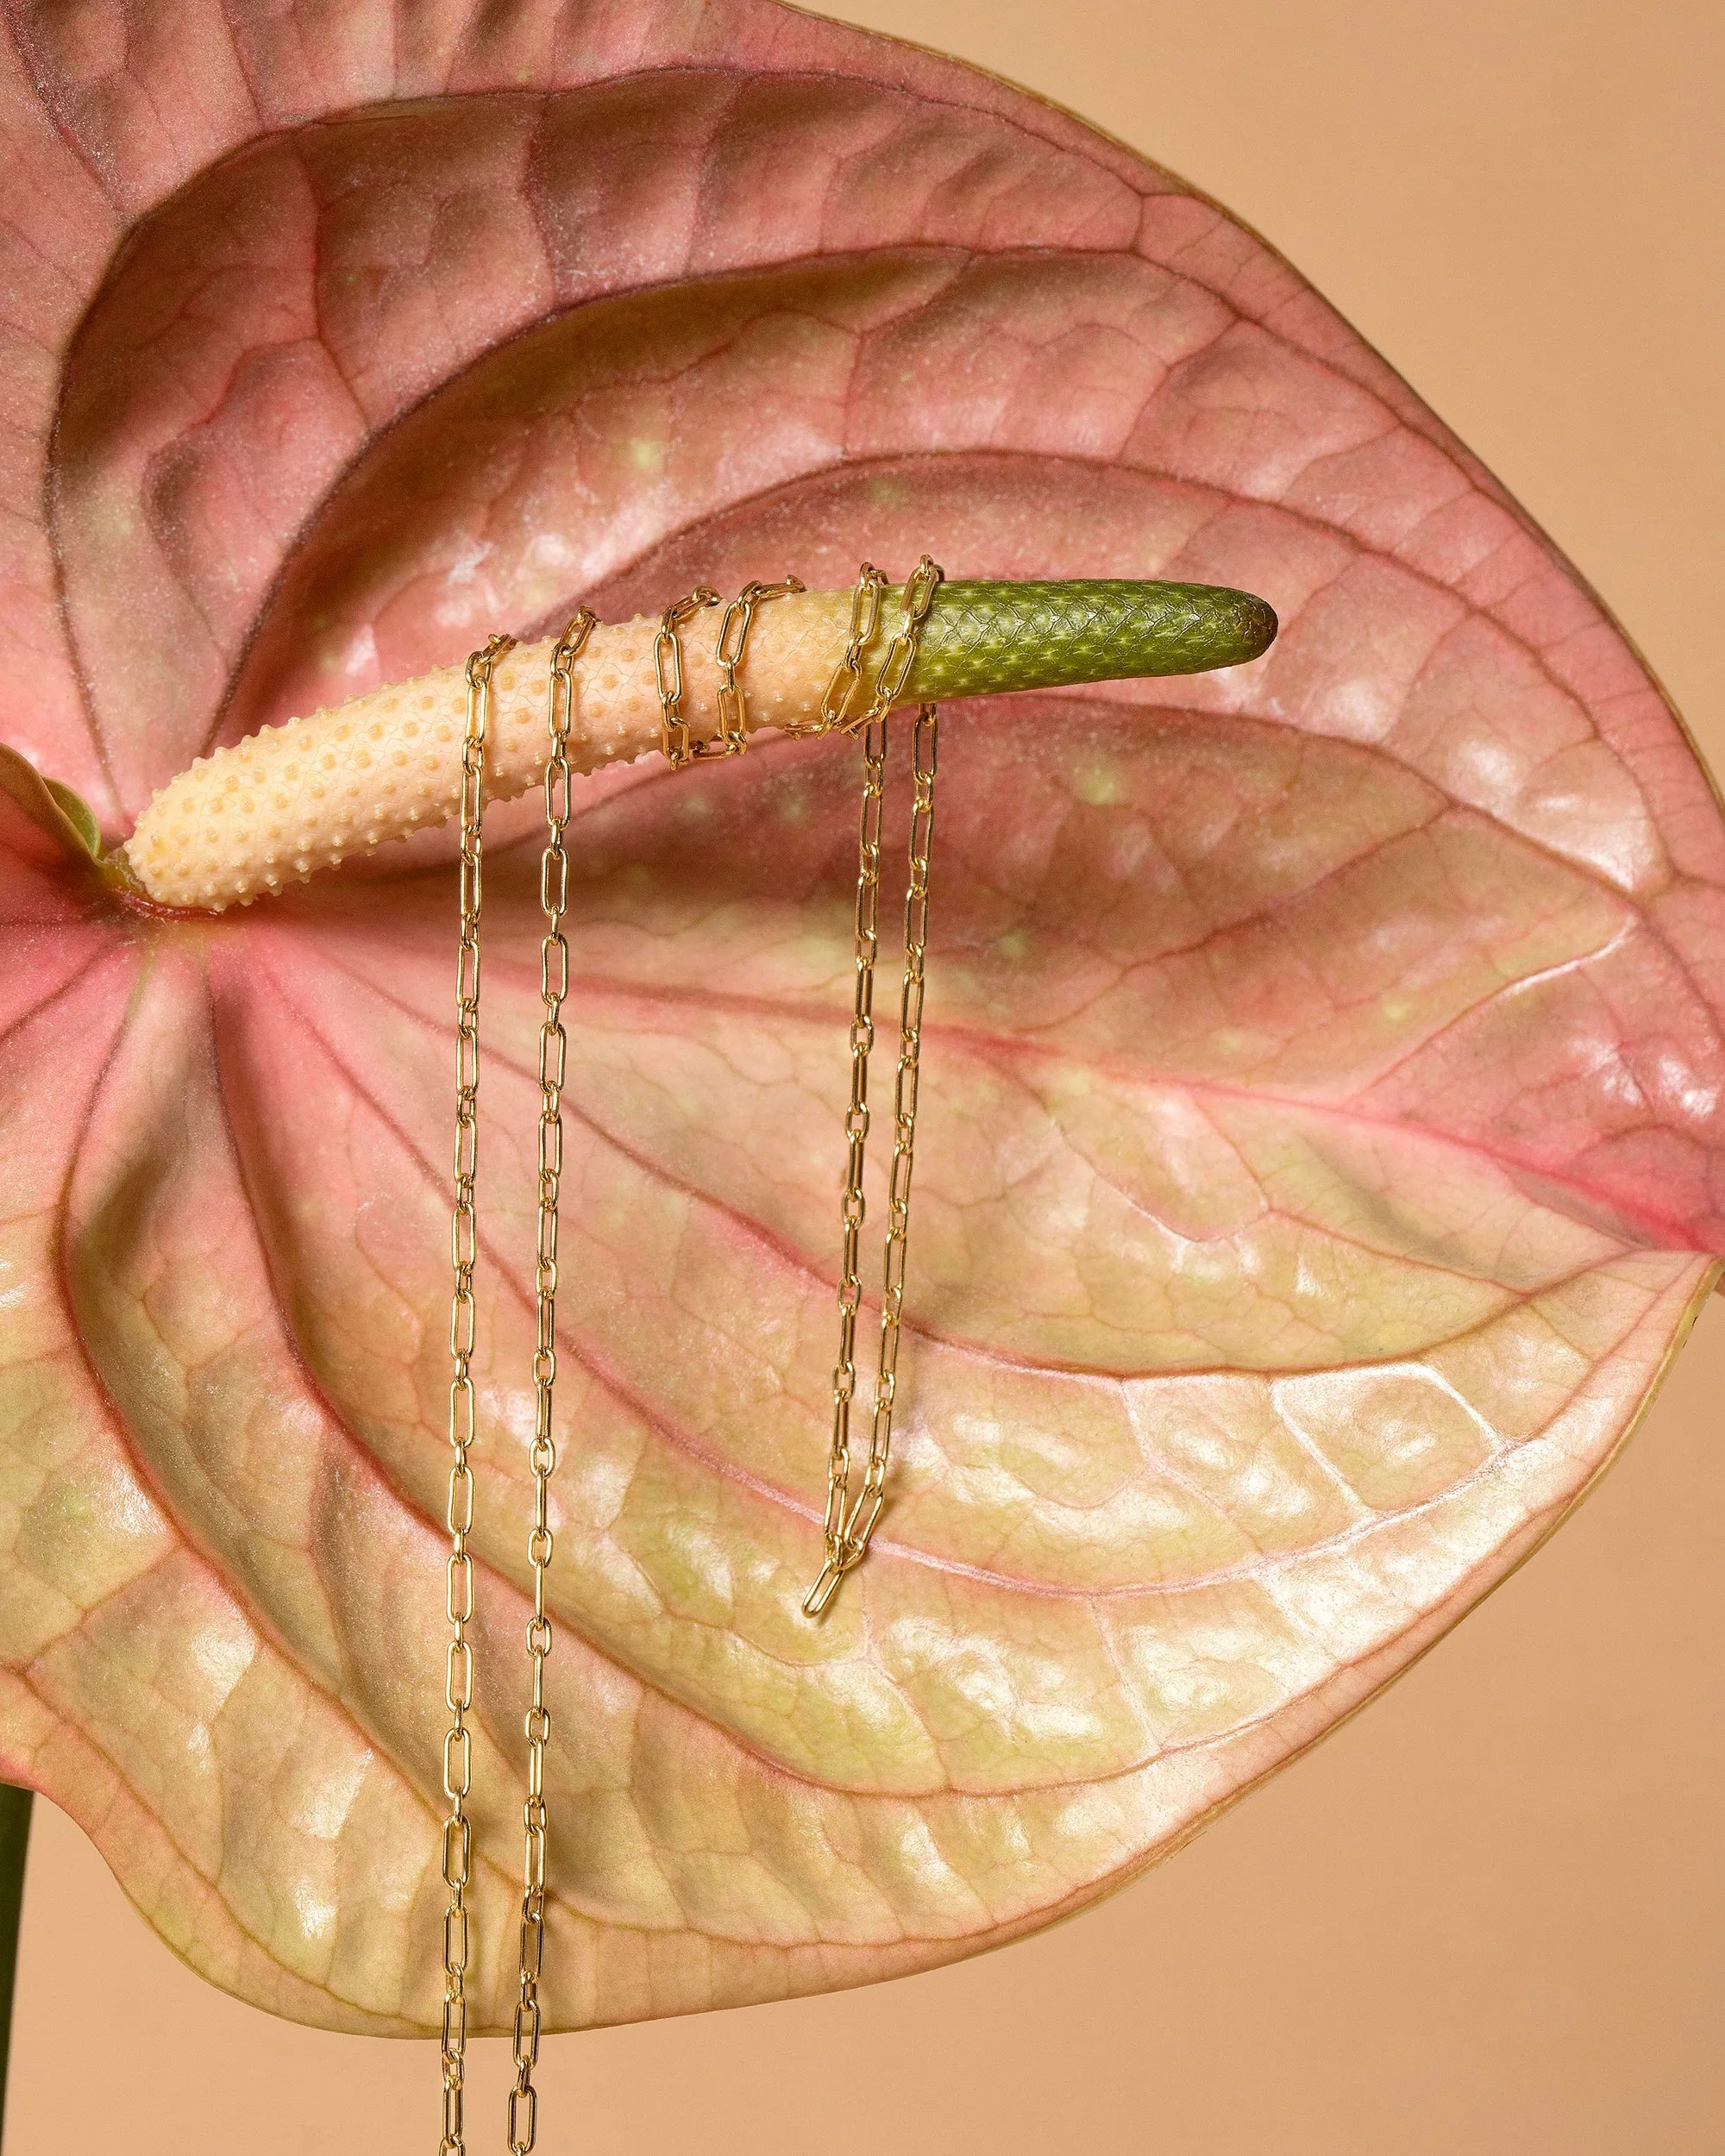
[122,579,1276,912]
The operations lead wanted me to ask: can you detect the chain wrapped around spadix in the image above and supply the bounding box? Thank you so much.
[121,578,1276,912]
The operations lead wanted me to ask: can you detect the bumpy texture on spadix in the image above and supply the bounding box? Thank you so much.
[3,0,1723,2044]
[124,580,1276,910]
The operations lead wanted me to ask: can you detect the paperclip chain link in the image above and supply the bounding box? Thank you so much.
[655,587,720,768]
[711,576,806,751]
[818,564,887,733]
[441,630,514,2156]
[804,559,944,1617]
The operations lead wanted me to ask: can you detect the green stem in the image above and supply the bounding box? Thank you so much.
[0,1786,31,2146]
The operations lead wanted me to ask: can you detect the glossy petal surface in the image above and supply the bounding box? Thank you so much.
[1,0,1721,2034]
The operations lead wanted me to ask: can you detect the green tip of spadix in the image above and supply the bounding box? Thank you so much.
[901,580,1277,702]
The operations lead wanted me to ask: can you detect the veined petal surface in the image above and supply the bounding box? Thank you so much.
[0,0,1721,2034]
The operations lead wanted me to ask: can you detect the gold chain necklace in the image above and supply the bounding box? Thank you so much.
[439,558,940,2143]
[805,557,944,1614]
[439,630,513,2156]
[509,605,599,2153]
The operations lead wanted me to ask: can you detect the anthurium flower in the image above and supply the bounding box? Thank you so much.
[1,0,1720,2040]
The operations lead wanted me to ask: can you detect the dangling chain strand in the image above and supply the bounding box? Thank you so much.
[804,558,944,1617]
[851,700,938,1561]
[812,700,887,1605]
[440,630,514,2156]
[502,607,597,2156]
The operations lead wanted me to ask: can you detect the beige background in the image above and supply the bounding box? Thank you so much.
[9,1,1724,2148]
